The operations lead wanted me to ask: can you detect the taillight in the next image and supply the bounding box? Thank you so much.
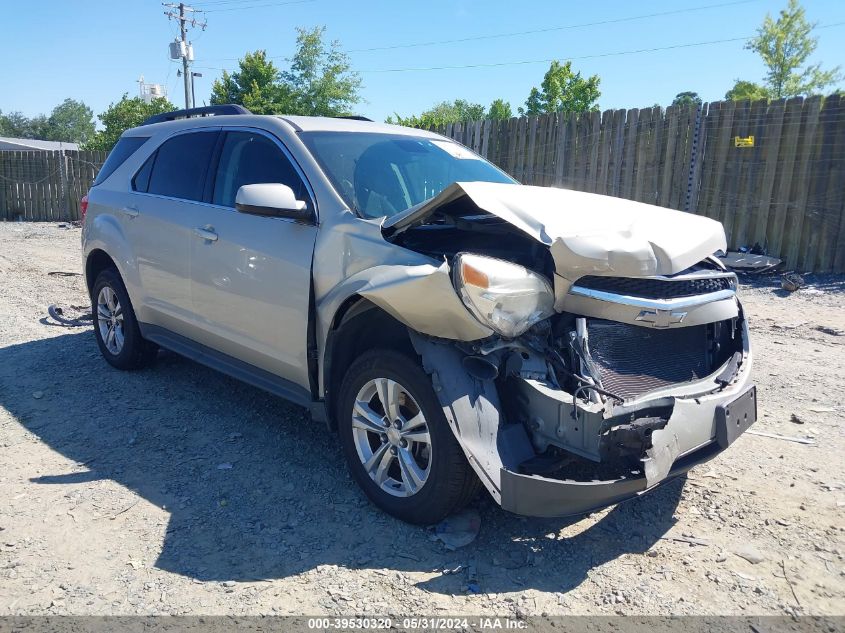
[80,194,89,221]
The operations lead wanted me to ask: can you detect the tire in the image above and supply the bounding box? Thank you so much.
[91,268,157,370]
[338,349,481,524]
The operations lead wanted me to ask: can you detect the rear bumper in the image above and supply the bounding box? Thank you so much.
[500,439,722,518]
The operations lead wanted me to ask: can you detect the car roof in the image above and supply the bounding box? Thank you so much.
[125,113,442,140]
[277,115,441,138]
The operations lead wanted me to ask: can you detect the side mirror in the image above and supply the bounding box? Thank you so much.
[235,183,310,221]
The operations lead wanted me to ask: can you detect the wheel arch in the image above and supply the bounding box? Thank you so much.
[323,295,414,430]
[85,248,120,298]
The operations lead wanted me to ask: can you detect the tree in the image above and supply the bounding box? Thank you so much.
[210,28,361,116]
[518,61,600,115]
[742,0,841,98]
[0,100,94,143]
[44,99,95,144]
[210,50,290,114]
[282,26,362,116]
[84,95,175,151]
[672,91,702,107]
[0,111,36,138]
[487,98,513,120]
[387,98,512,127]
[725,80,771,101]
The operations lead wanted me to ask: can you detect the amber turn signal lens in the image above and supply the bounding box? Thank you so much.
[461,261,489,289]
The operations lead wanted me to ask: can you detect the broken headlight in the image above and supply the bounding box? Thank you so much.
[454,253,555,338]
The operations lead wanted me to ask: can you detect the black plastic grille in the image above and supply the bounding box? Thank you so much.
[576,275,734,299]
[587,320,710,400]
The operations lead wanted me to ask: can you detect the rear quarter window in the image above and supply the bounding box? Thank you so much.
[93,136,149,186]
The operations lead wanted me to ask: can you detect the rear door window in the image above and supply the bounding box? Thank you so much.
[147,131,219,201]
[93,136,149,186]
[211,131,309,208]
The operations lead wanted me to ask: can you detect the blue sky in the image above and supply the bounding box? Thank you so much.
[1,0,843,123]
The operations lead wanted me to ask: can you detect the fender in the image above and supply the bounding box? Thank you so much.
[315,261,492,397]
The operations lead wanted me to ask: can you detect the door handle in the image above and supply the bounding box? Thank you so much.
[121,205,139,218]
[193,226,218,242]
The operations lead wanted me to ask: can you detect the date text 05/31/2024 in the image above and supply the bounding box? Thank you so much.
[306,617,528,630]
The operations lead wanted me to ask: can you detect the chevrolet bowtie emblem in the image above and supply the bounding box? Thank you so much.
[636,309,687,328]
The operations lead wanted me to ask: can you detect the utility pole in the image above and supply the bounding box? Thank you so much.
[163,2,206,110]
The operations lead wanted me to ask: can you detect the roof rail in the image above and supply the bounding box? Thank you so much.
[332,115,373,122]
[140,104,251,126]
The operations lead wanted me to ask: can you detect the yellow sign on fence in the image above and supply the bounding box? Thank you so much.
[735,135,755,147]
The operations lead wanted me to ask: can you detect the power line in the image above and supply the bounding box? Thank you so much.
[194,0,759,63]
[346,0,760,54]
[198,0,315,12]
[356,22,845,74]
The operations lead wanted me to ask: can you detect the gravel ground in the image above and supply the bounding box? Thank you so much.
[0,222,843,617]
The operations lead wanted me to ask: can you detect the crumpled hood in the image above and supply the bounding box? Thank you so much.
[383,182,727,279]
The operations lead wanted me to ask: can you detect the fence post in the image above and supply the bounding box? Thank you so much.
[59,150,69,220]
[684,104,704,212]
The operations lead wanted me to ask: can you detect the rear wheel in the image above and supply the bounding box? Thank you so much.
[92,268,157,370]
[338,349,481,524]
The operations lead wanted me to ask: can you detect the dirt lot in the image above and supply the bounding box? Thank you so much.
[0,222,843,617]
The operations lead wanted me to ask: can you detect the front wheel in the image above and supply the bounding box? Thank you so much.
[338,349,481,524]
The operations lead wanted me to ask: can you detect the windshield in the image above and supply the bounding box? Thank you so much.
[299,131,515,218]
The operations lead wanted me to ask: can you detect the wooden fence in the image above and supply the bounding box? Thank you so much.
[435,96,845,273]
[0,150,106,222]
[1,97,843,272]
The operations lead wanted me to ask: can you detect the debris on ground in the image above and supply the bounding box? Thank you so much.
[733,544,767,565]
[433,508,481,550]
[717,251,782,273]
[814,325,843,336]
[746,430,816,445]
[781,273,804,292]
[790,413,805,425]
[45,304,93,327]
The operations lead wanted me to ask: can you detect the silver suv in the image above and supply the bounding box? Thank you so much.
[82,105,756,524]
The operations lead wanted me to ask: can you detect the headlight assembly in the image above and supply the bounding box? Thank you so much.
[453,253,555,338]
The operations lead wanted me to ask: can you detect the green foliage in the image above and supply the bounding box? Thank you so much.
[210,28,361,116]
[725,80,771,101]
[671,91,703,107]
[282,27,362,116]
[518,61,600,115]
[210,50,290,114]
[386,98,512,127]
[387,99,485,127]
[44,99,95,144]
[739,0,841,99]
[487,98,513,120]
[83,95,175,151]
[0,99,95,144]
[0,110,40,138]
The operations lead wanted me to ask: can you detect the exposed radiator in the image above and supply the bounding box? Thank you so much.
[586,319,710,400]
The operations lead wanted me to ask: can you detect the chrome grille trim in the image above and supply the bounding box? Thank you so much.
[567,286,736,311]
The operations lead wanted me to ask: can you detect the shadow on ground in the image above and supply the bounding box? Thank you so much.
[1,331,683,595]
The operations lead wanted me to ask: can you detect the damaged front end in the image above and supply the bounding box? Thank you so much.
[386,182,756,517]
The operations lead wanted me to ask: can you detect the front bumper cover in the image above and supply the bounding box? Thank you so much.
[500,439,723,518]
[501,383,756,518]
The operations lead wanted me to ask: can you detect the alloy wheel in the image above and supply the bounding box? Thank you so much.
[97,285,125,355]
[351,377,432,497]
